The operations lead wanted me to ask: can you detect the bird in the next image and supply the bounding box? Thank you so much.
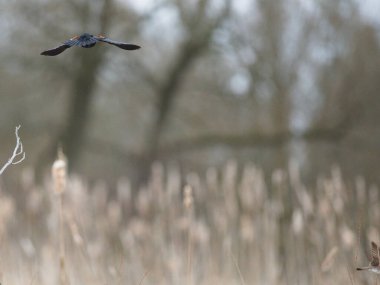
[41,33,140,56]
[357,241,380,274]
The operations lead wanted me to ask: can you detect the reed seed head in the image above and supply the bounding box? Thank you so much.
[183,185,193,210]
[52,154,67,195]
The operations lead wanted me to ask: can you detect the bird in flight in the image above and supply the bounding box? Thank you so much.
[41,33,140,56]
[357,241,380,274]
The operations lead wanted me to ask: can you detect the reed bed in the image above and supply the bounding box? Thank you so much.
[0,160,378,284]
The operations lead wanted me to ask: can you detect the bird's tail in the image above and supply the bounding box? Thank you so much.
[357,267,371,271]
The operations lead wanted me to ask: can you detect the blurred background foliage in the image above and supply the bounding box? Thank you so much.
[1,0,380,189]
[1,1,380,283]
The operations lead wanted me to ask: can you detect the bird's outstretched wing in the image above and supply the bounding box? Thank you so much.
[40,44,71,56]
[370,242,380,266]
[95,36,141,50]
[40,36,80,56]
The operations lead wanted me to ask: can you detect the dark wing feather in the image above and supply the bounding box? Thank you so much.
[40,44,71,56]
[40,36,81,56]
[96,37,141,50]
[370,241,379,266]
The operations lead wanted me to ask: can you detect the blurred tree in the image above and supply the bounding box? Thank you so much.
[133,0,232,184]
[2,0,380,189]
[54,0,112,171]
[312,1,380,183]
[3,0,139,177]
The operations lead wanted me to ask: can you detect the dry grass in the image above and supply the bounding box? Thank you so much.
[0,160,378,284]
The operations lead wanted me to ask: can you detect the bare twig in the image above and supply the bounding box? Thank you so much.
[0,125,25,175]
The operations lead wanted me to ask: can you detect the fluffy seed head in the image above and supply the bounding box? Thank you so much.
[52,152,67,195]
[183,185,193,210]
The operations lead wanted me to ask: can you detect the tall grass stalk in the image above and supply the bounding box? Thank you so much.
[183,185,194,285]
[52,149,68,285]
[0,161,377,284]
[230,250,247,285]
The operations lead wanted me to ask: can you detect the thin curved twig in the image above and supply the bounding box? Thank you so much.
[0,125,26,175]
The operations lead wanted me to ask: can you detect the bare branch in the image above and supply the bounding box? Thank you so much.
[0,125,26,175]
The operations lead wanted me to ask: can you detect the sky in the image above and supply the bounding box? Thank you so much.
[360,0,380,25]
[123,0,380,24]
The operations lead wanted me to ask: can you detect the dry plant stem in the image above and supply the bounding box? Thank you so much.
[71,220,98,280]
[52,152,69,285]
[0,126,24,285]
[59,194,67,285]
[353,209,362,285]
[231,250,247,285]
[66,213,104,285]
[0,159,372,284]
[346,266,355,285]
[29,269,38,285]
[183,185,194,285]
[0,125,25,175]
[137,270,150,285]
[186,212,193,285]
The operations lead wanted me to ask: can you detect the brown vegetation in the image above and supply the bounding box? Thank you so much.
[0,160,378,284]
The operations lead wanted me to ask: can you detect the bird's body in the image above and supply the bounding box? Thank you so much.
[41,33,140,56]
[71,33,98,48]
[357,241,380,274]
